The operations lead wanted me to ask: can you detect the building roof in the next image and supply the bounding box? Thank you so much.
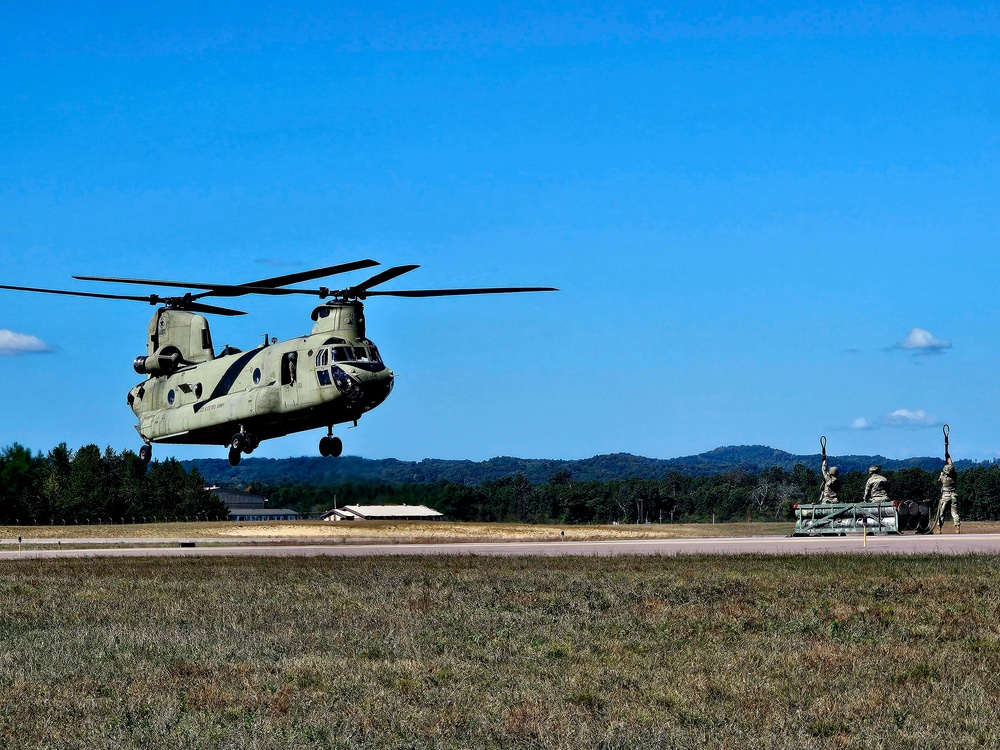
[324,504,444,520]
[320,508,359,520]
[208,486,268,510]
[320,505,444,521]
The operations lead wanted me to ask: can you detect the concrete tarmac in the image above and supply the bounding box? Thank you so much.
[0,532,995,560]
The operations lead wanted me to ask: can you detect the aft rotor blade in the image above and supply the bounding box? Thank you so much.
[243,259,380,289]
[0,284,247,315]
[363,286,559,298]
[74,276,297,298]
[75,259,381,298]
[0,283,159,304]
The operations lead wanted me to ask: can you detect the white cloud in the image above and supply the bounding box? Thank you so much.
[850,417,874,430]
[0,329,51,355]
[884,408,938,428]
[895,327,952,354]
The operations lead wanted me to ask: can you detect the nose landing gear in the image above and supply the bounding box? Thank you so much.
[319,429,343,458]
[139,443,152,466]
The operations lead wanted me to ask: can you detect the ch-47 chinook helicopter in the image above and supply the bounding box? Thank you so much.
[0,261,556,466]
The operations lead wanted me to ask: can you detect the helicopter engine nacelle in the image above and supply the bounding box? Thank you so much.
[134,345,183,376]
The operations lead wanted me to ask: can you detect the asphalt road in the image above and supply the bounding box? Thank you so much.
[0,533,996,559]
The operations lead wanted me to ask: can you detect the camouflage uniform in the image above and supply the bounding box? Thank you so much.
[936,459,960,533]
[863,466,889,503]
[820,457,840,504]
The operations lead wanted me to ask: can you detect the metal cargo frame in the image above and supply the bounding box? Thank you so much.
[792,501,931,536]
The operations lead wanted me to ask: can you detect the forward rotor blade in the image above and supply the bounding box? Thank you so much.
[347,264,421,294]
[240,266,423,299]
[243,259,380,289]
[363,286,559,298]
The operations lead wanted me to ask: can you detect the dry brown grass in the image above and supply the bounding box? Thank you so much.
[4,519,999,544]
[4,519,795,542]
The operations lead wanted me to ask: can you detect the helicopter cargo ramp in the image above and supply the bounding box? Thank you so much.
[793,501,933,536]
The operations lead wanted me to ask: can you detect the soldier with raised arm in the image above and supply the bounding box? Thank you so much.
[819,436,840,504]
[863,465,889,503]
[936,424,960,534]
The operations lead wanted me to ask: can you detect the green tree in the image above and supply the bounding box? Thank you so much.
[0,444,43,524]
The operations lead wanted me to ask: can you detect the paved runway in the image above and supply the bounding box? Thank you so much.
[0,533,996,559]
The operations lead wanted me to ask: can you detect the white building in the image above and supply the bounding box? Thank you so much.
[320,504,444,522]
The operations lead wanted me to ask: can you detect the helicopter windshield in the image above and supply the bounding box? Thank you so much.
[330,345,381,364]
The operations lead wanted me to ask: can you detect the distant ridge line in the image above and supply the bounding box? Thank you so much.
[183,444,980,487]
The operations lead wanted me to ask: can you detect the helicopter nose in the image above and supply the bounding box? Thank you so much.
[331,364,393,403]
[361,369,394,404]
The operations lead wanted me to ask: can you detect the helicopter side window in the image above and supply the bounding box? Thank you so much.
[317,369,332,386]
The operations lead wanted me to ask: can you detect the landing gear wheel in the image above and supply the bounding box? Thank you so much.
[330,436,343,458]
[228,447,242,467]
[319,436,333,457]
[139,444,152,465]
[231,433,246,454]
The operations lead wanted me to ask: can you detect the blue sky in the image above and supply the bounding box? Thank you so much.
[1,2,999,463]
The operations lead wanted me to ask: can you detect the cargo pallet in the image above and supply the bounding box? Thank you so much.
[793,500,933,536]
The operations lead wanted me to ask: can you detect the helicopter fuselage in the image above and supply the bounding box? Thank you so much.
[128,301,393,452]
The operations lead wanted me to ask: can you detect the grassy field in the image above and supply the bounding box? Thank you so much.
[2,554,999,748]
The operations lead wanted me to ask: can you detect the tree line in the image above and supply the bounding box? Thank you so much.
[5,442,1000,526]
[254,463,1000,524]
[0,443,226,524]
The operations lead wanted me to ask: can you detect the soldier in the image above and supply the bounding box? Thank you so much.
[863,465,889,503]
[936,425,960,534]
[819,436,839,503]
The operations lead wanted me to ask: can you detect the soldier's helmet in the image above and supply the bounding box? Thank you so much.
[868,465,881,474]
[829,466,839,477]
[943,463,957,476]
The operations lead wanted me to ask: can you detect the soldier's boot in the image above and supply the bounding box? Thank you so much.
[956,524,961,535]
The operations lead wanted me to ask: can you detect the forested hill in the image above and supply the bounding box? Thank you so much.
[185,445,975,487]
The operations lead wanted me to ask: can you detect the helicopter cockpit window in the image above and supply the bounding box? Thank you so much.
[328,344,382,364]
[331,346,354,363]
[315,349,329,367]
[317,369,332,386]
